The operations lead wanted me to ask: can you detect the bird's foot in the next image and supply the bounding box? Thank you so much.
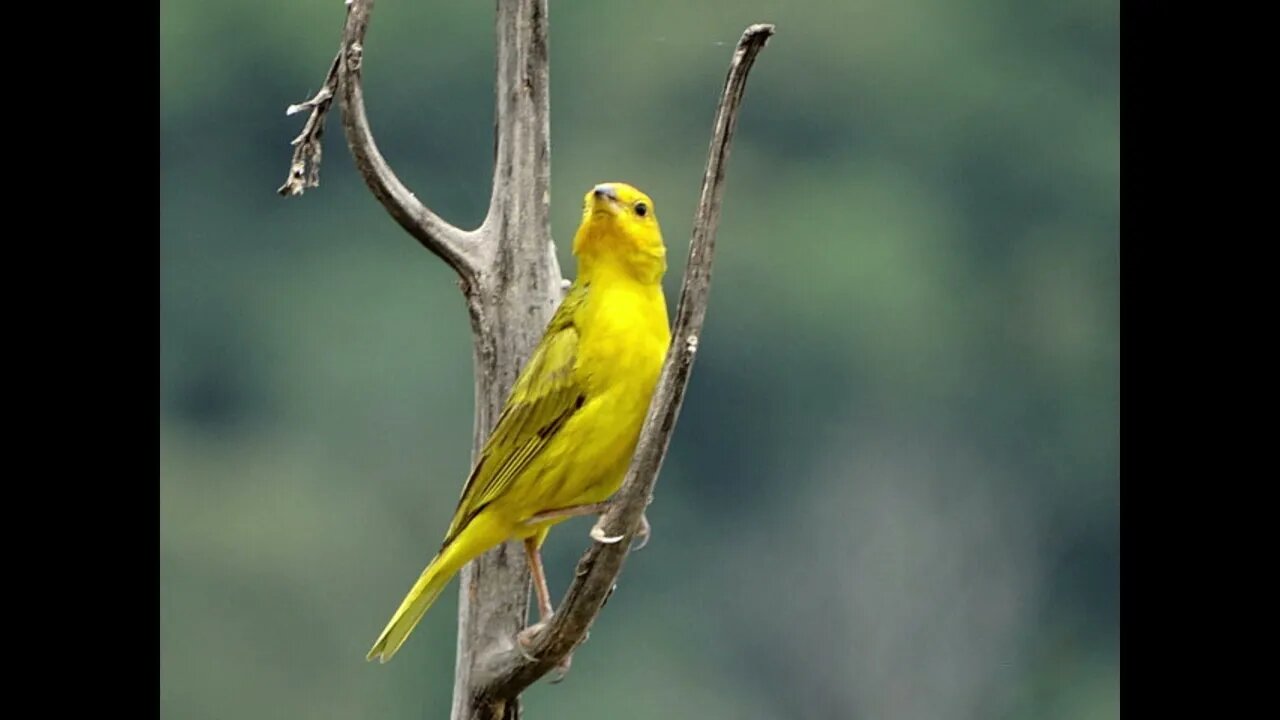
[549,652,573,683]
[516,621,574,683]
[589,519,626,544]
[515,622,547,662]
[632,513,652,551]
[589,511,652,551]
[525,502,611,528]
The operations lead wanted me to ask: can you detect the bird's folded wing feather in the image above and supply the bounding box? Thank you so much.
[440,284,590,548]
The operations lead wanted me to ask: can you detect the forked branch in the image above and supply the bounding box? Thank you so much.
[472,23,777,699]
[278,0,482,282]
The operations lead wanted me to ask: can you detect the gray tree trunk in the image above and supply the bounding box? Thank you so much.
[450,2,560,718]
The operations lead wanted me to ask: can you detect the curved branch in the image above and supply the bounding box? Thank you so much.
[337,0,483,281]
[278,0,483,282]
[472,22,777,699]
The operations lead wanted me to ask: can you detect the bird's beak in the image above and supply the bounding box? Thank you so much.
[590,183,621,214]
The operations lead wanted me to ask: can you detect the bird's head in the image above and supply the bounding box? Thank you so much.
[572,182,667,284]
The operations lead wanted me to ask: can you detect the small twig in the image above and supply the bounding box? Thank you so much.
[278,51,341,197]
[472,22,776,699]
[278,0,483,282]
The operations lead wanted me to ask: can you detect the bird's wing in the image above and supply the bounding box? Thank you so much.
[440,283,591,548]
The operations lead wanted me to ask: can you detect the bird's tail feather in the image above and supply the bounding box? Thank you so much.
[366,534,476,664]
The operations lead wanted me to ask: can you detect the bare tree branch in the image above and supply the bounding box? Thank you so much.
[337,0,484,281]
[278,0,484,282]
[471,22,777,700]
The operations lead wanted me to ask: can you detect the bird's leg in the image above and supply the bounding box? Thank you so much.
[523,537,554,623]
[514,503,650,683]
[524,501,646,548]
[522,502,611,526]
[522,503,650,551]
[518,537,573,681]
[549,505,650,551]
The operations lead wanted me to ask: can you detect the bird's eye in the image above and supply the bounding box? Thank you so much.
[634,202,648,217]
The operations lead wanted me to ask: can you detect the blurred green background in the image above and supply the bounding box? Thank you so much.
[159,0,1117,718]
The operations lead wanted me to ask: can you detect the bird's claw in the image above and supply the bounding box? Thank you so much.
[548,653,573,683]
[631,513,652,551]
[516,622,548,662]
[516,621,574,682]
[590,520,625,544]
[589,513,652,549]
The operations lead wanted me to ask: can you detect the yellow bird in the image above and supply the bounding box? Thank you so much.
[367,182,671,663]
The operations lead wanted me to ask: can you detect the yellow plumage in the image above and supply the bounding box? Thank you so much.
[367,182,671,663]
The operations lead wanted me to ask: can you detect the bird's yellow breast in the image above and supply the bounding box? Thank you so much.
[508,272,670,519]
[576,274,670,396]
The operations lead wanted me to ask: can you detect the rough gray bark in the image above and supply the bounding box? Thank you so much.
[278,2,773,718]
[449,2,561,718]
